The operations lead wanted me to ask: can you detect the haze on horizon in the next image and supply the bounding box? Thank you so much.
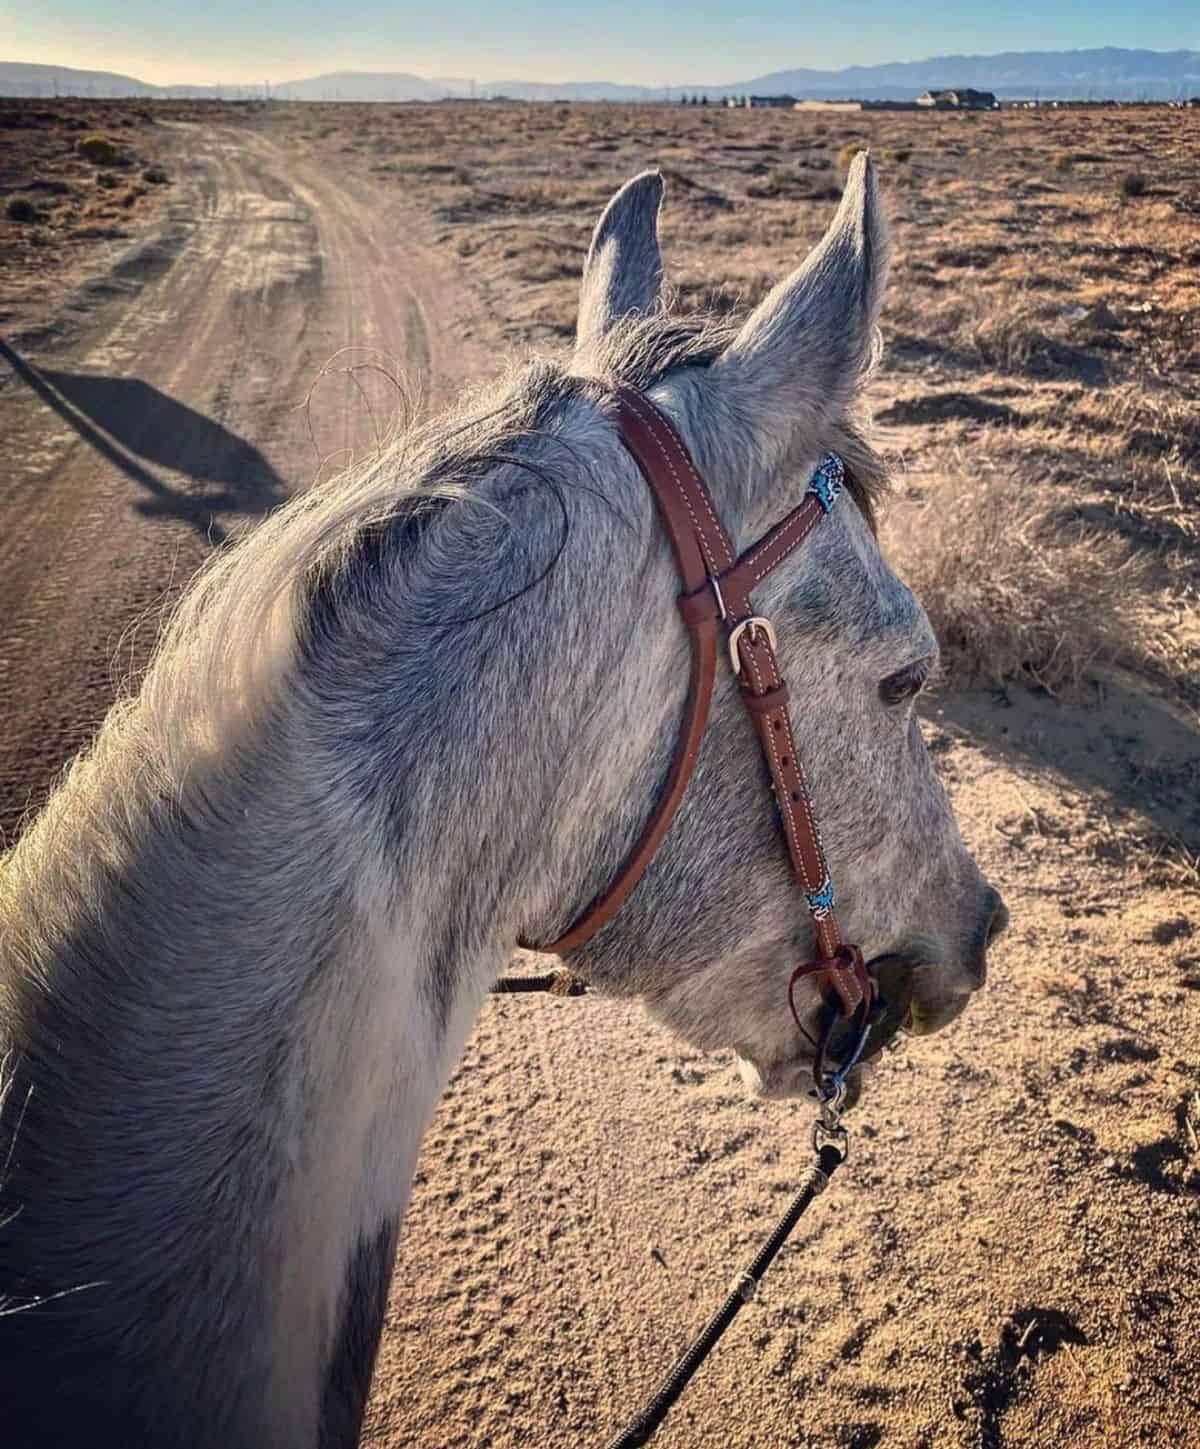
[4,0,1198,89]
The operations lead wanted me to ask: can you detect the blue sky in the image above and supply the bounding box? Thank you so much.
[4,0,1197,87]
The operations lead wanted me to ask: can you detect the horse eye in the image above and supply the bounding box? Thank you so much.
[879,659,931,706]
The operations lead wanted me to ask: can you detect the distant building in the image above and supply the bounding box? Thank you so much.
[794,99,866,113]
[793,98,921,113]
[727,94,798,109]
[917,87,998,110]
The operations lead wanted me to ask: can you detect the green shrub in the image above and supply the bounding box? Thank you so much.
[6,197,39,223]
[887,146,913,163]
[96,171,120,189]
[77,134,122,166]
[1118,171,1148,198]
[142,166,170,185]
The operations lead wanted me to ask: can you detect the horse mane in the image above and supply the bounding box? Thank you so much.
[5,302,888,878]
[150,296,885,751]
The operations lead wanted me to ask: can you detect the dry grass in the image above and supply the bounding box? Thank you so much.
[9,97,1195,708]
[302,99,1195,705]
[0,100,171,332]
[886,457,1153,693]
[76,134,123,167]
[837,140,868,172]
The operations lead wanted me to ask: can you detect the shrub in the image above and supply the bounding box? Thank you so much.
[6,197,38,223]
[891,467,1147,693]
[1118,171,1148,198]
[96,171,120,189]
[77,134,122,166]
[1053,151,1075,172]
[888,147,913,163]
[837,141,867,172]
[142,166,170,185]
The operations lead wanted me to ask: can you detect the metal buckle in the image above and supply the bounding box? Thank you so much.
[727,615,777,675]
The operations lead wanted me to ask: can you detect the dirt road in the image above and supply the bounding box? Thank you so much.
[0,118,493,841]
[2,115,1197,1449]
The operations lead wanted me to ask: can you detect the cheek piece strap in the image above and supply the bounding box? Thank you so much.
[524,384,882,1091]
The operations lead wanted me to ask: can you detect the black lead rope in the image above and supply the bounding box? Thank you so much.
[602,1141,846,1449]
[491,969,590,997]
[490,973,851,1448]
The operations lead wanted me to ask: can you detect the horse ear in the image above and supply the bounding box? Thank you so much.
[711,152,889,457]
[576,170,665,352]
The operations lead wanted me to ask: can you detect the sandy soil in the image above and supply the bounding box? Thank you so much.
[1,102,1197,1448]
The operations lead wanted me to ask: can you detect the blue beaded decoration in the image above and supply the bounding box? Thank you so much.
[805,875,836,919]
[806,453,845,513]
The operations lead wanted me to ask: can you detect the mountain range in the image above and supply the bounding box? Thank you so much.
[3,48,1199,103]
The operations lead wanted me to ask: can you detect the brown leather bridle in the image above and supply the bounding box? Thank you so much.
[531,384,876,1078]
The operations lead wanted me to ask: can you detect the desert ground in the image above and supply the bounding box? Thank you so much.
[1,97,1198,1447]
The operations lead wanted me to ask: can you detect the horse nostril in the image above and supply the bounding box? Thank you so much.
[965,889,1008,990]
[986,891,1010,946]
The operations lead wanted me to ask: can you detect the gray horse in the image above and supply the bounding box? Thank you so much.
[0,155,1004,1446]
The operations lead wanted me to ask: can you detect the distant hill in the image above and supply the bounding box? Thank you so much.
[0,61,257,99]
[271,71,448,102]
[738,48,1200,101]
[0,61,160,97]
[3,48,1199,103]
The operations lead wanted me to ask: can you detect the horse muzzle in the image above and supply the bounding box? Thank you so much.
[824,954,916,1063]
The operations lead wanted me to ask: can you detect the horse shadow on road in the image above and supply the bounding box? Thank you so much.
[1,339,289,544]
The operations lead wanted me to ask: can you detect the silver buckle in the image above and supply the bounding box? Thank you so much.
[727,615,777,675]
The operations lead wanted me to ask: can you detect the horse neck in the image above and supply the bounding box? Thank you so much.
[0,426,665,1444]
[0,687,521,1441]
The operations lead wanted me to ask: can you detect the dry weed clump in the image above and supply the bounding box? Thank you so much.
[0,101,177,336]
[891,463,1150,694]
[838,141,868,172]
[77,134,123,166]
[968,306,1097,378]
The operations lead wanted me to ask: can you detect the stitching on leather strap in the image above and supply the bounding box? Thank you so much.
[740,633,840,953]
[625,389,734,570]
[740,505,822,588]
[741,683,789,717]
[619,389,734,573]
[536,382,851,983]
[619,391,719,573]
[740,639,809,881]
